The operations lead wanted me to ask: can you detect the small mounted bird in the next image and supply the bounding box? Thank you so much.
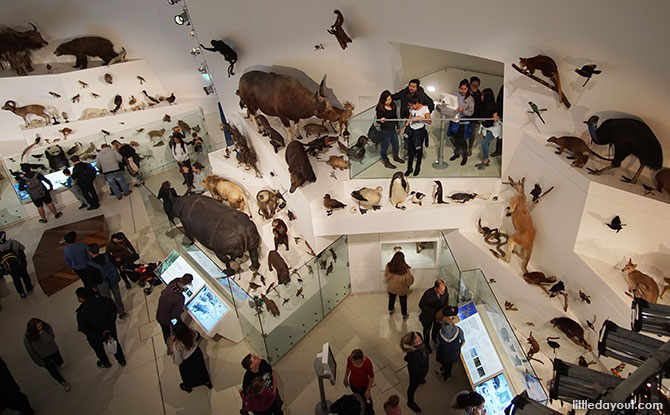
[526,322,535,326]
[248,281,261,291]
[128,96,137,106]
[91,92,100,98]
[642,184,656,196]
[530,184,542,204]
[611,362,625,378]
[314,43,324,51]
[546,337,561,355]
[578,356,596,367]
[136,128,144,133]
[71,94,80,103]
[606,215,626,232]
[48,91,61,99]
[575,64,602,87]
[111,95,123,113]
[585,315,597,332]
[548,281,565,298]
[78,80,88,88]
[142,90,159,104]
[528,101,546,124]
[282,298,290,305]
[46,63,52,72]
[104,73,113,84]
[296,287,304,298]
[287,210,296,221]
[137,75,146,84]
[100,130,110,136]
[323,194,346,216]
[165,93,176,104]
[579,290,591,304]
[504,301,518,311]
[409,191,426,206]
[326,262,334,276]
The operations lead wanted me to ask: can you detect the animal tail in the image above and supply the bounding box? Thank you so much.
[554,71,563,104]
[530,357,545,365]
[547,336,560,340]
[588,148,614,161]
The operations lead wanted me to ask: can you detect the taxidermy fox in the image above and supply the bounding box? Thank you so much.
[519,55,563,104]
[621,259,659,303]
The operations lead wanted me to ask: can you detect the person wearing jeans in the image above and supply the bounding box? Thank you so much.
[24,319,70,391]
[376,90,404,169]
[449,79,475,165]
[95,144,131,200]
[400,97,431,177]
[87,244,126,319]
[476,88,501,170]
[401,332,429,413]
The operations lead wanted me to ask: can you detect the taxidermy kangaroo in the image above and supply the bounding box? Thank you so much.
[519,55,563,104]
[327,10,352,50]
[526,332,544,365]
[621,259,659,303]
[496,177,536,274]
[200,40,237,77]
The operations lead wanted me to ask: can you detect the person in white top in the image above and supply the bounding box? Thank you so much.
[171,322,211,392]
[399,97,431,176]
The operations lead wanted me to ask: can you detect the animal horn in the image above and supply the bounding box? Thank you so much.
[29,23,37,31]
[319,75,327,97]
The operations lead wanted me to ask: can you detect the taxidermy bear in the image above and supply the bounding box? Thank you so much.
[44,145,69,171]
[200,39,237,77]
[54,36,121,69]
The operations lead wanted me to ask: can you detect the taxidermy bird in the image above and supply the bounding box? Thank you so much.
[78,80,88,88]
[546,337,561,355]
[528,101,546,124]
[104,73,113,84]
[46,63,52,72]
[100,130,110,136]
[91,92,100,98]
[389,172,410,210]
[314,43,324,51]
[163,114,171,122]
[296,287,304,298]
[579,290,591,304]
[642,184,656,196]
[575,64,601,87]
[49,91,61,99]
[110,95,123,114]
[71,94,80,103]
[611,362,625,378]
[142,90,160,104]
[351,186,383,210]
[578,356,596,367]
[530,184,542,203]
[432,180,448,204]
[585,315,597,332]
[21,135,42,161]
[137,76,146,84]
[326,262,334,276]
[128,96,137,106]
[606,215,626,232]
[504,301,518,311]
[548,281,565,297]
[409,191,426,206]
[323,194,346,216]
[329,248,337,263]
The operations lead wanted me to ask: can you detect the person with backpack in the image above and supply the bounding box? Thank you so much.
[70,155,99,210]
[86,243,126,319]
[0,231,33,298]
[75,287,126,368]
[17,165,62,224]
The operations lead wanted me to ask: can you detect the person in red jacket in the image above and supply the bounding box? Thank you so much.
[155,274,193,354]
[344,349,375,413]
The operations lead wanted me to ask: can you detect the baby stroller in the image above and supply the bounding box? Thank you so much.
[126,263,161,295]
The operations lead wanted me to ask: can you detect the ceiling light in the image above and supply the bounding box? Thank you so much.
[190,47,201,56]
[549,359,623,402]
[504,392,563,415]
[632,298,670,336]
[598,320,664,367]
[174,11,189,25]
[203,85,215,95]
[427,86,436,92]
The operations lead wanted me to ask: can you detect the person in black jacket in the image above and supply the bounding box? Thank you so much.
[375,90,405,169]
[391,79,435,121]
[75,287,126,368]
[112,140,145,186]
[157,181,179,227]
[70,155,99,210]
[401,331,429,413]
[418,280,448,353]
[468,77,483,157]
[0,356,35,415]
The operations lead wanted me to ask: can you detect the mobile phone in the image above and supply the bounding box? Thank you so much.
[170,318,178,325]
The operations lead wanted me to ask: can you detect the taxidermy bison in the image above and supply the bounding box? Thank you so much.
[585,115,663,184]
[237,70,336,141]
[54,36,121,69]
[0,23,48,75]
[171,194,260,275]
[285,140,316,193]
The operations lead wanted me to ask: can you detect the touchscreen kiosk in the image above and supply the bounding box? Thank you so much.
[155,250,206,303]
[186,285,228,333]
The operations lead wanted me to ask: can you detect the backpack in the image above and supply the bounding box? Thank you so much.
[88,254,120,287]
[22,175,46,200]
[78,163,97,183]
[0,250,19,273]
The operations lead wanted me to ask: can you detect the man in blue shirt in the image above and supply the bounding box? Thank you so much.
[63,232,95,289]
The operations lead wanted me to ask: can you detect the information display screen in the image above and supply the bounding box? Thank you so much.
[474,373,514,415]
[457,312,504,385]
[155,250,206,303]
[13,161,98,201]
[186,285,228,332]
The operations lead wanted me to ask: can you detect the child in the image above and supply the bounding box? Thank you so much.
[180,165,194,194]
[62,168,88,209]
[384,395,401,415]
[191,162,206,194]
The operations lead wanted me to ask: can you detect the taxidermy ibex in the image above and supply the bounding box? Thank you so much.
[494,177,536,274]
[200,40,237,77]
[0,23,49,76]
[2,100,51,127]
[327,10,352,50]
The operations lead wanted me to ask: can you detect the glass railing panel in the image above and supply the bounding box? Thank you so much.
[347,105,382,178]
[317,236,350,315]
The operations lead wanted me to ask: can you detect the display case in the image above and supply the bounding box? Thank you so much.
[155,250,207,303]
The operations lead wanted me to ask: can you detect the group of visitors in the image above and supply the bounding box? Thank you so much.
[170,126,206,194]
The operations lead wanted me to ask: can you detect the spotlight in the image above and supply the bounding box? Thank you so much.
[549,359,623,402]
[203,85,215,95]
[190,47,201,56]
[166,0,181,4]
[197,63,207,74]
[174,10,189,25]
[632,298,670,336]
[427,86,436,92]
[504,392,563,415]
[598,319,664,367]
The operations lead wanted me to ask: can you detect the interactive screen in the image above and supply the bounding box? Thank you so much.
[182,245,249,301]
[186,285,228,332]
[13,161,98,201]
[457,313,504,385]
[474,373,514,415]
[155,250,206,303]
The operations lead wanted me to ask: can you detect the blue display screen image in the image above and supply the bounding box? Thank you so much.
[187,285,228,332]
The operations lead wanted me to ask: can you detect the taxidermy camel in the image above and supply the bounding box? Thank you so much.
[492,177,536,274]
[621,259,659,303]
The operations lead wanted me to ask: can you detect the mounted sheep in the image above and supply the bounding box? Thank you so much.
[237,70,336,141]
[2,100,51,127]
[0,23,49,76]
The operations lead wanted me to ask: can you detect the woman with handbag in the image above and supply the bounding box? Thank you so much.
[400,97,431,177]
[376,90,404,169]
[106,232,138,289]
[385,251,414,320]
[24,318,70,391]
[171,322,212,393]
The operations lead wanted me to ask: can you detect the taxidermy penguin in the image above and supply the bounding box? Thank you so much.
[409,191,425,206]
[351,186,383,210]
[200,40,238,77]
[432,180,448,204]
[389,172,410,210]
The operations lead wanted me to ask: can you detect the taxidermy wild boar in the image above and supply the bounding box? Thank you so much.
[0,23,48,76]
[237,70,336,141]
[54,36,121,69]
[171,194,260,275]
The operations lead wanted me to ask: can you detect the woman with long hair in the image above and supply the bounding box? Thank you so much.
[171,322,211,392]
[23,318,70,391]
[475,88,501,170]
[400,331,429,413]
[376,90,404,169]
[449,79,475,166]
[157,181,178,226]
[384,251,414,320]
[449,391,486,415]
[170,134,194,192]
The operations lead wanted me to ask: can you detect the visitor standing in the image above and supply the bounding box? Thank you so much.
[63,232,96,290]
[111,140,145,186]
[0,356,35,415]
[0,231,33,298]
[191,162,206,194]
[468,76,482,157]
[158,181,179,226]
[87,243,126,318]
[171,322,212,392]
[17,165,62,223]
[23,318,70,391]
[241,353,283,415]
[70,155,99,210]
[241,376,277,415]
[385,251,414,320]
[376,90,404,169]
[106,232,138,289]
[391,79,435,121]
[156,274,193,352]
[343,349,375,413]
[401,331,429,413]
[435,306,465,381]
[383,395,401,415]
[449,391,486,415]
[400,97,431,177]
[418,280,448,353]
[449,79,475,165]
[62,168,88,209]
[96,144,131,200]
[75,287,126,368]
[475,88,501,170]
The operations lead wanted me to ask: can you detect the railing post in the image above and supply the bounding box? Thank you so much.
[432,118,449,169]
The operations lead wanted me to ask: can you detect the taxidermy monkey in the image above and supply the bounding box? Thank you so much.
[518,55,563,104]
[432,180,448,204]
[327,10,352,50]
[389,172,410,209]
[272,218,289,251]
[200,40,237,77]
[621,259,659,303]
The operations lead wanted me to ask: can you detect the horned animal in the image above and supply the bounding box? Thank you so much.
[2,101,51,127]
[497,177,536,273]
[621,259,659,303]
[327,10,352,50]
[54,36,120,69]
[0,23,48,76]
[319,102,354,136]
[585,116,663,184]
[147,128,166,140]
[237,70,336,141]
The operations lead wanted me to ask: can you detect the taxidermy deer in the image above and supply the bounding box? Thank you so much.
[2,100,51,127]
[621,259,659,303]
[200,40,237,77]
[494,177,536,274]
[327,10,352,50]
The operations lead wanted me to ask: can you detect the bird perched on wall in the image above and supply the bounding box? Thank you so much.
[546,337,561,355]
[642,184,656,196]
[49,91,61,99]
[579,290,591,304]
[528,101,546,124]
[91,92,100,98]
[314,43,324,51]
[104,73,113,84]
[504,301,518,311]
[611,362,625,378]
[100,130,110,136]
[578,356,596,367]
[530,184,542,204]
[128,96,137,106]
[163,114,171,122]
[111,95,122,114]
[585,315,597,332]
[137,75,146,84]
[78,80,88,88]
[323,194,346,216]
[142,90,159,104]
[606,215,626,232]
[165,93,176,105]
[71,94,80,103]
[548,281,565,297]
[575,64,602,87]
[351,186,383,211]
[46,63,52,72]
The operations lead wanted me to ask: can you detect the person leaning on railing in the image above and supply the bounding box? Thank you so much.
[448,79,475,166]
[376,90,405,169]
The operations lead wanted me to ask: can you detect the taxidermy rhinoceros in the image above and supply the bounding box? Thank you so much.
[172,194,260,274]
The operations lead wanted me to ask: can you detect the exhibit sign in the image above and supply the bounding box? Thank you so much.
[186,285,229,333]
[474,372,514,415]
[458,301,477,320]
[155,250,206,303]
[457,312,504,385]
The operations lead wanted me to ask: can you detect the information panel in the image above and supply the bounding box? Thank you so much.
[456,313,504,385]
[186,285,228,332]
[474,373,514,415]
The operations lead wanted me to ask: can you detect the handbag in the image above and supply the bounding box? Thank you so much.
[104,337,118,356]
[367,124,381,145]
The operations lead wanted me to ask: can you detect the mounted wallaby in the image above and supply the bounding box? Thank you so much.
[496,177,536,274]
[621,259,659,303]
